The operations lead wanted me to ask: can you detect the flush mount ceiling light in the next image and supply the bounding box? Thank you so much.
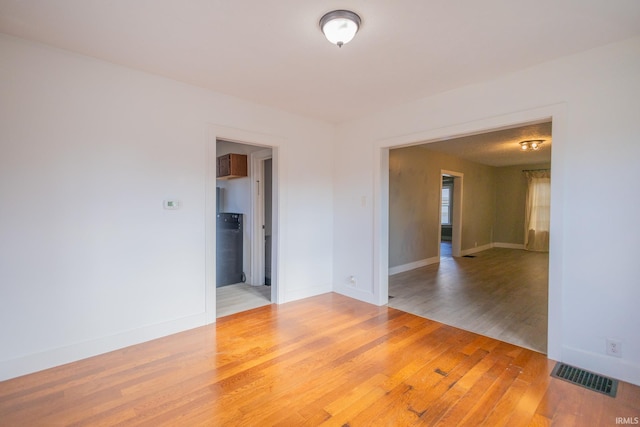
[520,140,545,151]
[319,10,361,47]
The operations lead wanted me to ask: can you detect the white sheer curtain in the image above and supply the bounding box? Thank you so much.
[524,169,551,252]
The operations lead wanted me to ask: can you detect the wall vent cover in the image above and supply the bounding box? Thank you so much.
[551,362,618,397]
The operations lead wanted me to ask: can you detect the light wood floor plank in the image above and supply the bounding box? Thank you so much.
[389,245,548,353]
[0,293,638,426]
[216,283,271,318]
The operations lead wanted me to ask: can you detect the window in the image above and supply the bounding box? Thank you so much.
[441,185,452,225]
[524,170,551,252]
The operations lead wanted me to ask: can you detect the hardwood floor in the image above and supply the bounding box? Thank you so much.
[216,283,271,318]
[1,293,638,426]
[389,245,548,353]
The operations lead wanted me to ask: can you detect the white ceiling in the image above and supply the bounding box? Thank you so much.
[416,121,552,167]
[1,1,640,124]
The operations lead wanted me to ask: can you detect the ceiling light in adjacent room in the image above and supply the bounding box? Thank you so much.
[520,140,545,151]
[320,10,361,47]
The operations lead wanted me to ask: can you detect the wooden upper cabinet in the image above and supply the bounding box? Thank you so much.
[217,153,248,179]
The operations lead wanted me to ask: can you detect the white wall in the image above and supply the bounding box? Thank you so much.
[0,34,334,380]
[2,31,638,388]
[333,36,640,385]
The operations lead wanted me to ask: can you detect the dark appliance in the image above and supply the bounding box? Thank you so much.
[216,213,243,287]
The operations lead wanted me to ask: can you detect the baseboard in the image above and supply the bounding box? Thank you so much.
[493,242,525,250]
[389,256,440,276]
[390,243,525,270]
[0,312,208,382]
[281,284,332,304]
[460,243,493,256]
[334,285,378,305]
[562,345,640,387]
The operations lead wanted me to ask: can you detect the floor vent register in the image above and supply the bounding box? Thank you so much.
[551,362,618,397]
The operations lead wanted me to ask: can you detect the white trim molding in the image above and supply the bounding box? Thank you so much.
[493,242,526,250]
[460,243,493,256]
[389,256,440,276]
[563,345,640,387]
[0,312,206,381]
[206,123,285,318]
[374,102,567,361]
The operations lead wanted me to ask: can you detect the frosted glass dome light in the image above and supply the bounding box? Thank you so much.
[320,10,361,47]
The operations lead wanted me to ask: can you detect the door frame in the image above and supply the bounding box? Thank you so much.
[206,124,282,323]
[250,149,272,293]
[373,103,566,361]
[440,170,463,257]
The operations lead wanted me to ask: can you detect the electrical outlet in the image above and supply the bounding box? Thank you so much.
[348,275,357,286]
[606,339,622,357]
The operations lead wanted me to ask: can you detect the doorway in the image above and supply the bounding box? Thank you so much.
[439,171,463,259]
[386,121,551,353]
[214,140,275,318]
[440,175,454,259]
